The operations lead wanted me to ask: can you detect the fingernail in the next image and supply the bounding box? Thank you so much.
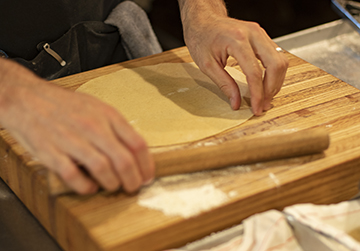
[251,107,263,116]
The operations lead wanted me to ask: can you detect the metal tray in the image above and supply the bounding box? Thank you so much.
[331,0,360,32]
[274,19,360,89]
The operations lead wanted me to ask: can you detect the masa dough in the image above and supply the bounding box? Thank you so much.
[76,62,253,146]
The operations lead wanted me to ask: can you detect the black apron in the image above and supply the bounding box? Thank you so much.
[0,0,128,79]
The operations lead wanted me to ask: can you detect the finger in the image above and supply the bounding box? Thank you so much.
[227,42,264,115]
[82,111,145,193]
[250,30,288,110]
[68,106,147,193]
[198,60,242,110]
[110,115,155,186]
[80,130,143,193]
[77,149,121,192]
[110,146,144,193]
[38,145,99,195]
[262,57,287,110]
[53,128,122,192]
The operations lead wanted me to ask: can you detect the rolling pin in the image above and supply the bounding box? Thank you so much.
[48,128,330,196]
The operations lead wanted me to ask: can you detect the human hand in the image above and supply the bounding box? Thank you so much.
[0,59,155,194]
[182,10,288,115]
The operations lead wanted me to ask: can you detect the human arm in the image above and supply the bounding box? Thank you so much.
[178,0,288,115]
[0,58,155,194]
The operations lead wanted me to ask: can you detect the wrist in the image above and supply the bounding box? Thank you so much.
[178,0,228,18]
[179,0,227,29]
[178,0,228,45]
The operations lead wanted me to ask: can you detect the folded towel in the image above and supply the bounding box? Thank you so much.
[105,1,162,60]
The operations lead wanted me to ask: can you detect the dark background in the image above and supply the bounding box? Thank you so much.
[147,0,341,50]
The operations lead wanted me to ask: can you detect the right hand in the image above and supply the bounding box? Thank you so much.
[0,59,155,194]
[178,0,288,115]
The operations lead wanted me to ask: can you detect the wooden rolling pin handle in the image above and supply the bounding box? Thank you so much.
[154,128,329,177]
[48,128,329,196]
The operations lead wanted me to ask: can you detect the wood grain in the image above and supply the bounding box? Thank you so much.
[1,47,360,251]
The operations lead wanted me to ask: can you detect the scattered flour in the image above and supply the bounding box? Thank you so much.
[167,87,190,96]
[228,190,238,198]
[268,172,280,187]
[138,184,229,218]
[177,87,190,93]
[136,165,262,218]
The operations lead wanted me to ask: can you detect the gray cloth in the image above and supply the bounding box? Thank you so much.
[105,1,162,60]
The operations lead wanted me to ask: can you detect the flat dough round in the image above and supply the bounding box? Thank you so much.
[76,63,253,146]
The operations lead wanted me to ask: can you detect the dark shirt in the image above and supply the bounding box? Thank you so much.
[0,0,122,60]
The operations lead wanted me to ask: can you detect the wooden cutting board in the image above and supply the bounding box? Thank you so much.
[1,47,360,251]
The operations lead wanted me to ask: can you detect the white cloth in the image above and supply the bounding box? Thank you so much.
[169,199,360,251]
[284,200,360,251]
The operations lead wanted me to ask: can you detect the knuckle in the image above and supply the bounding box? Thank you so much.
[276,57,289,71]
[129,137,147,153]
[238,21,262,36]
[272,61,284,73]
[248,21,261,30]
[198,60,213,74]
[103,105,120,118]
[246,68,263,84]
[218,82,232,95]
[250,22,267,35]
[232,29,247,42]
[90,156,110,175]
[268,57,289,78]
[60,167,80,183]
[77,117,100,134]
[117,155,136,174]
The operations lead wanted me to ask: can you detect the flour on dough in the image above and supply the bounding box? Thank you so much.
[76,63,253,146]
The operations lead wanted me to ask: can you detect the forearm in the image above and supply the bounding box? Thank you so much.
[0,58,19,112]
[178,0,228,32]
[0,58,154,194]
[0,58,43,127]
[178,0,227,18]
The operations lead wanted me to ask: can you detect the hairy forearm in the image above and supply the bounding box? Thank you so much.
[178,0,228,26]
[0,59,28,120]
[178,0,229,48]
[0,58,18,99]
[0,58,47,128]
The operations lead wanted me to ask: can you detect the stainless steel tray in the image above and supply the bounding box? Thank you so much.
[274,19,360,89]
[331,0,360,33]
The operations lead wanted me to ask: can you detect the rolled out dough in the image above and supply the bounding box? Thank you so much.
[76,63,253,146]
